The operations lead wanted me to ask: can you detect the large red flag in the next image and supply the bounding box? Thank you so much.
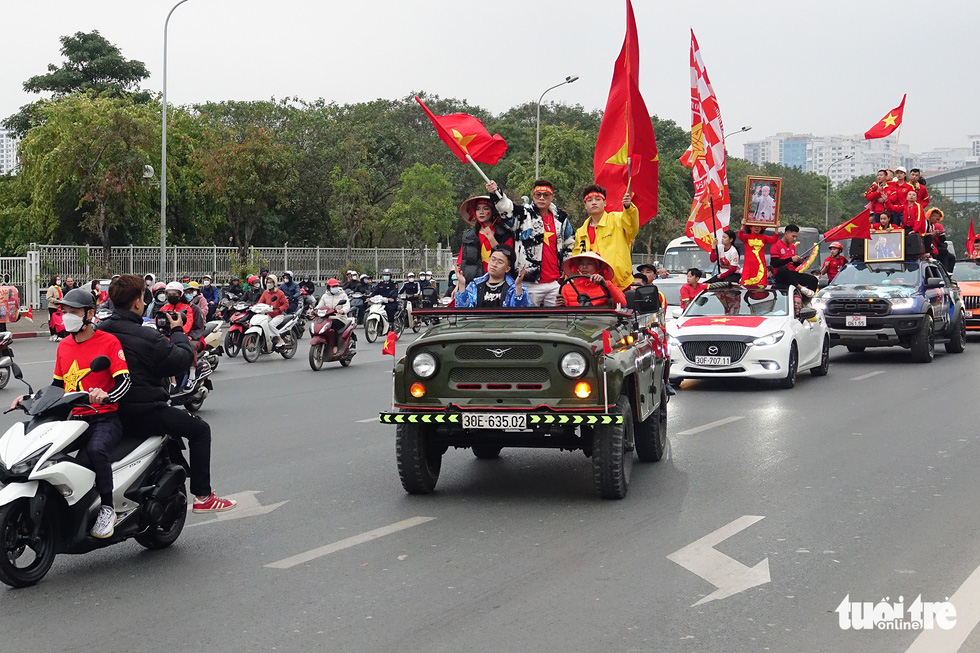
[967,217,976,257]
[593,0,658,224]
[824,208,872,241]
[864,95,906,140]
[686,30,730,253]
[414,97,507,165]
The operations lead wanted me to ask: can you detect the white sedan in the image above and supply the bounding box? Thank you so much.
[666,286,829,389]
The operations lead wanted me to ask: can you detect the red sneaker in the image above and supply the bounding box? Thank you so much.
[193,493,238,513]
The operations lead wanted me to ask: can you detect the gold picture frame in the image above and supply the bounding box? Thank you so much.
[865,229,905,263]
[743,176,782,228]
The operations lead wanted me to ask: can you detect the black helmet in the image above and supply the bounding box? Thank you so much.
[58,288,96,309]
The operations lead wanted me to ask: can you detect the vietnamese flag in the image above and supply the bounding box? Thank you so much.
[680,316,767,329]
[593,0,658,223]
[864,94,906,140]
[414,97,507,165]
[824,208,872,241]
[967,217,977,257]
[382,331,397,357]
[602,330,613,355]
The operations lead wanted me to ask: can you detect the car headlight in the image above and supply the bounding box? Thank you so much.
[560,352,588,379]
[667,336,680,348]
[411,352,437,378]
[889,297,915,309]
[752,331,785,347]
[811,297,827,309]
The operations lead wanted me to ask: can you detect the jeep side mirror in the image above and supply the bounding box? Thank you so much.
[632,285,661,313]
[925,277,943,289]
[799,307,818,321]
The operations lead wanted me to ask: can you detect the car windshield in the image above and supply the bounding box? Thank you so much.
[684,288,789,317]
[662,246,713,275]
[655,281,684,307]
[952,262,980,282]
[831,261,920,286]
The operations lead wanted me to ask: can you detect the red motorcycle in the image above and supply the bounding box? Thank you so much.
[308,302,357,370]
[223,301,254,358]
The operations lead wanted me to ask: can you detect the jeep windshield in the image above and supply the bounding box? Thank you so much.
[684,288,789,317]
[831,261,920,286]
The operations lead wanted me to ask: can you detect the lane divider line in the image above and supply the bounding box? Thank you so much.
[265,516,436,569]
[356,417,380,423]
[906,560,980,652]
[851,371,884,381]
[677,416,745,436]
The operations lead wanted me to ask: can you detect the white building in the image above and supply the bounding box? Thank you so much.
[917,147,977,172]
[743,132,812,170]
[0,129,19,175]
[806,134,912,184]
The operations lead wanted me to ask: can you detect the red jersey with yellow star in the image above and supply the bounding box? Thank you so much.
[53,330,129,416]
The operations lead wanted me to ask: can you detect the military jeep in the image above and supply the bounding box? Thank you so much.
[380,285,669,499]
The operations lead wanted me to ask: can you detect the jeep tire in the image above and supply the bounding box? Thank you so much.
[396,423,441,494]
[910,315,935,363]
[472,445,502,459]
[592,395,635,499]
[634,387,667,463]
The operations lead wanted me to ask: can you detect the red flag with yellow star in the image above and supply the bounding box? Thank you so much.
[593,0,658,224]
[415,97,507,165]
[382,330,397,357]
[824,208,872,241]
[864,95,906,139]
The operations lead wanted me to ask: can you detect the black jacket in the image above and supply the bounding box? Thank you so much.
[459,221,513,284]
[98,308,194,414]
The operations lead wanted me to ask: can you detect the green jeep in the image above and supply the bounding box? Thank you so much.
[380,285,669,499]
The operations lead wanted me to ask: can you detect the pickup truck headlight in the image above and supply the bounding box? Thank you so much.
[811,297,827,310]
[752,331,785,347]
[560,352,588,379]
[411,352,437,378]
[889,297,915,310]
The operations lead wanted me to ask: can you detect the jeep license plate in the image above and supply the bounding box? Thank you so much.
[462,413,527,430]
[694,355,731,366]
[846,316,867,327]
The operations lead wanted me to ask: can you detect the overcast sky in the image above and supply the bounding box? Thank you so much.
[4,0,976,155]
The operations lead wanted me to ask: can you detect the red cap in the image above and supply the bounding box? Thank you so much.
[326,278,340,287]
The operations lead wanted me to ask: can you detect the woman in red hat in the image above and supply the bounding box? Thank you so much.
[456,196,514,285]
[558,252,626,308]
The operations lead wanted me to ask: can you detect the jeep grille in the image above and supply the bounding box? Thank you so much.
[681,341,747,362]
[963,295,980,310]
[450,368,549,385]
[455,345,543,361]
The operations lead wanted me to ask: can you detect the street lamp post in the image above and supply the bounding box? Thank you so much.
[724,125,752,140]
[535,75,579,179]
[825,154,854,227]
[161,0,192,279]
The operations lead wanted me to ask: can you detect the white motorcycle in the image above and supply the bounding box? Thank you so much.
[364,295,392,343]
[242,303,298,363]
[0,360,189,588]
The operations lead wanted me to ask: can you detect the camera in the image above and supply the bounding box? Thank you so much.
[154,309,186,331]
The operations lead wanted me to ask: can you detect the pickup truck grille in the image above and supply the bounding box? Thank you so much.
[825,298,891,316]
[456,345,543,361]
[681,341,747,362]
[963,295,980,310]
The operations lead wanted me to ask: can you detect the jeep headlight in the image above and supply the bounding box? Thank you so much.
[752,331,785,347]
[411,352,437,378]
[560,352,588,379]
[889,297,915,310]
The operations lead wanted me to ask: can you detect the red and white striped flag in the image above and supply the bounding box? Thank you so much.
[685,30,730,253]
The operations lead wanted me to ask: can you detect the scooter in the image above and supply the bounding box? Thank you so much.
[0,332,16,390]
[363,295,391,343]
[223,301,253,358]
[0,360,189,588]
[242,304,298,363]
[348,292,366,325]
[291,291,315,340]
[150,311,214,412]
[201,321,223,371]
[308,300,357,370]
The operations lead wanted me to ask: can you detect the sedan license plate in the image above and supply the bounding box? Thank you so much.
[694,355,731,366]
[846,315,867,327]
[462,413,527,430]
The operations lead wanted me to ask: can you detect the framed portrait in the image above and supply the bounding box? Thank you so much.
[743,176,783,227]
[865,229,905,263]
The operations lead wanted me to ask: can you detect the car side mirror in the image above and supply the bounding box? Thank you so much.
[799,307,818,321]
[632,285,661,313]
[925,277,943,289]
[670,307,683,320]
[818,277,829,289]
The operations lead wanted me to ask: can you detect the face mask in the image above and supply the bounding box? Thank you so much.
[266,284,275,290]
[62,313,85,334]
[55,279,61,286]
[253,282,260,289]
[145,279,152,287]
[330,287,340,295]
[166,295,181,305]
[155,293,166,303]
[202,280,210,287]
[184,293,194,302]
[383,275,391,282]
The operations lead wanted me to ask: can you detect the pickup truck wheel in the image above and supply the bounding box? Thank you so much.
[776,343,798,389]
[471,446,502,459]
[910,315,935,363]
[945,312,967,354]
[634,387,667,462]
[396,423,441,494]
[592,395,634,499]
[846,345,865,353]
[810,336,830,376]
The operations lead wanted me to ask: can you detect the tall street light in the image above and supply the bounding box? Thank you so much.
[535,75,579,179]
[724,125,752,140]
[825,154,854,227]
[161,0,192,278]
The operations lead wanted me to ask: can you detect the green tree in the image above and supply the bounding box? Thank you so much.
[383,164,455,252]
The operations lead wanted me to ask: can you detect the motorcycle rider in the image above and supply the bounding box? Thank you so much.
[161,282,202,387]
[223,276,243,300]
[298,274,316,297]
[11,288,133,538]
[371,269,399,330]
[242,275,264,304]
[186,282,210,320]
[342,270,360,293]
[280,271,301,313]
[399,272,422,314]
[258,274,289,350]
[143,273,156,306]
[200,274,220,320]
[99,275,236,514]
[419,271,433,291]
[147,282,168,318]
[316,278,350,355]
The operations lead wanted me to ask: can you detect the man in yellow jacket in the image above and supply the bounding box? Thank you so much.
[572,184,638,291]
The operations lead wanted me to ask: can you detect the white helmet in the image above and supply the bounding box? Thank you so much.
[407,272,415,278]
[165,281,184,292]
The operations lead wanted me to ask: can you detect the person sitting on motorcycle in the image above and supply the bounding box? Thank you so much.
[186,282,210,320]
[418,271,434,292]
[200,274,220,320]
[316,279,350,355]
[223,276,243,300]
[10,288,133,539]
[557,251,627,308]
[399,272,422,314]
[242,274,263,304]
[342,271,359,293]
[161,282,203,388]
[371,269,399,330]
[147,282,167,318]
[356,273,372,294]
[452,246,530,308]
[298,274,316,297]
[143,273,156,306]
[259,274,290,350]
[99,275,236,514]
[280,271,301,313]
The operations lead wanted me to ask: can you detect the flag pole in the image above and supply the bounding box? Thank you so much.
[892,123,903,169]
[465,154,492,184]
[626,157,632,195]
[708,195,722,276]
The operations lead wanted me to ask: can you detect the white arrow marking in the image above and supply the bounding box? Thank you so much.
[187,490,288,527]
[667,515,770,606]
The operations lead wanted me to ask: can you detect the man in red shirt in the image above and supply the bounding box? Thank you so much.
[11,288,131,539]
[864,169,890,215]
[886,166,915,228]
[769,224,818,294]
[909,168,930,207]
[679,268,706,309]
[821,242,849,283]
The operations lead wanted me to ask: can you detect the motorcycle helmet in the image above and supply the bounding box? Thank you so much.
[265,274,278,289]
[326,278,341,295]
[247,274,260,288]
[283,270,293,281]
[407,272,415,279]
[381,268,392,282]
[165,281,185,305]
[829,241,843,251]
[58,288,96,309]
[359,274,369,281]
[187,281,200,289]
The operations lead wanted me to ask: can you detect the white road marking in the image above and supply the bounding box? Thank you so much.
[265,516,435,569]
[667,515,771,606]
[906,560,980,652]
[19,359,56,366]
[677,415,745,436]
[187,490,287,527]
[851,370,884,381]
[356,417,380,423]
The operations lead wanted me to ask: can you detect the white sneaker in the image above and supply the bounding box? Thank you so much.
[91,505,115,539]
